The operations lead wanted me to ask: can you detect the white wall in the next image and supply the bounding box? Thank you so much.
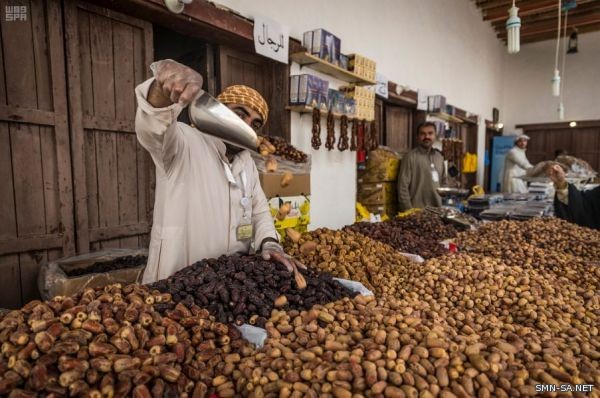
[502,31,600,133]
[216,0,505,229]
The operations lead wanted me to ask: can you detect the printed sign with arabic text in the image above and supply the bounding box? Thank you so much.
[253,15,289,64]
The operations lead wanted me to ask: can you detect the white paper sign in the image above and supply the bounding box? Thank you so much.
[253,15,289,64]
[417,89,429,111]
[375,73,388,99]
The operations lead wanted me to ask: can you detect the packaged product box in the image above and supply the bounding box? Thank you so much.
[296,74,329,108]
[303,29,341,65]
[289,75,300,105]
[357,182,397,204]
[339,54,349,70]
[427,95,447,113]
[327,89,345,114]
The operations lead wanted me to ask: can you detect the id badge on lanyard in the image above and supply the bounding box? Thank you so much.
[431,162,440,183]
[223,161,253,241]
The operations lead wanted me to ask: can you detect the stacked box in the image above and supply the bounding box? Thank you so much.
[290,74,329,109]
[357,182,397,205]
[327,89,346,114]
[347,53,376,81]
[340,85,376,121]
[303,29,341,65]
[357,148,402,218]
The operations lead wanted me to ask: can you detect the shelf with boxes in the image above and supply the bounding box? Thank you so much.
[290,52,376,85]
[289,74,376,121]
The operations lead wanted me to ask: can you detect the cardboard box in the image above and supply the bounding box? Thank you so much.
[303,29,341,65]
[357,182,397,204]
[260,172,310,198]
[357,148,402,183]
[295,74,328,108]
[38,249,147,300]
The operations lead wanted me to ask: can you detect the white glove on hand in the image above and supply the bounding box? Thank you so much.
[261,241,307,272]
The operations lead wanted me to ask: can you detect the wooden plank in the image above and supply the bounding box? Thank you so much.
[1,0,37,108]
[0,106,55,125]
[0,17,5,105]
[39,126,60,235]
[84,130,99,233]
[78,9,94,117]
[0,234,64,256]
[19,251,44,304]
[64,0,91,253]
[0,123,17,241]
[133,26,150,247]
[0,255,21,309]
[77,1,148,28]
[30,0,53,111]
[47,0,76,256]
[117,134,139,248]
[95,131,120,229]
[498,11,600,38]
[90,12,115,119]
[10,123,46,236]
[82,115,135,133]
[89,223,151,242]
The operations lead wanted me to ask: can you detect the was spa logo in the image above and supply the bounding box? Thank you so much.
[5,5,27,21]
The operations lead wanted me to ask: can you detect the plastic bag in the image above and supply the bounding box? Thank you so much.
[399,253,425,263]
[38,248,148,300]
[332,278,374,296]
[235,324,268,349]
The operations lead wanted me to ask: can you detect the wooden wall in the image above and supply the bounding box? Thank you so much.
[520,122,600,172]
[0,0,74,308]
[0,0,154,308]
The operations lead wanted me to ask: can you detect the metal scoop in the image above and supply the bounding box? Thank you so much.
[188,91,259,152]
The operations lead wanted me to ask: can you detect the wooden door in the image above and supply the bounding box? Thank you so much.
[218,46,290,140]
[64,1,155,253]
[524,131,547,165]
[385,105,412,153]
[571,128,600,172]
[0,0,75,307]
[374,99,384,145]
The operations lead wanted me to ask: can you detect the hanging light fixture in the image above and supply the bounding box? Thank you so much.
[552,0,562,97]
[568,28,579,53]
[506,0,521,54]
[558,7,569,120]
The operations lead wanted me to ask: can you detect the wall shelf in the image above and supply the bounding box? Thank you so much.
[428,112,464,124]
[286,105,374,122]
[290,52,376,85]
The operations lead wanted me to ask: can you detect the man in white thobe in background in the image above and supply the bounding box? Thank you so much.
[502,134,533,194]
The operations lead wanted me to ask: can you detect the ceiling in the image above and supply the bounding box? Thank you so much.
[473,0,600,44]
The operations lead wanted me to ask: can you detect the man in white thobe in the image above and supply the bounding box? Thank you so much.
[502,134,533,194]
[135,59,302,284]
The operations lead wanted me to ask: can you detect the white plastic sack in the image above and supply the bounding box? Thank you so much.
[235,324,268,349]
[399,252,425,263]
[333,278,374,296]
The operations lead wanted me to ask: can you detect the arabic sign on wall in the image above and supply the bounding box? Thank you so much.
[253,15,289,64]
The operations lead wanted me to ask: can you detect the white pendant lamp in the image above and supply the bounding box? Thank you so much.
[506,1,521,54]
[552,0,562,97]
[558,102,565,120]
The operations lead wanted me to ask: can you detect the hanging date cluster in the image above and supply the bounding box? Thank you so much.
[311,108,322,150]
[325,111,336,150]
[337,115,350,151]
